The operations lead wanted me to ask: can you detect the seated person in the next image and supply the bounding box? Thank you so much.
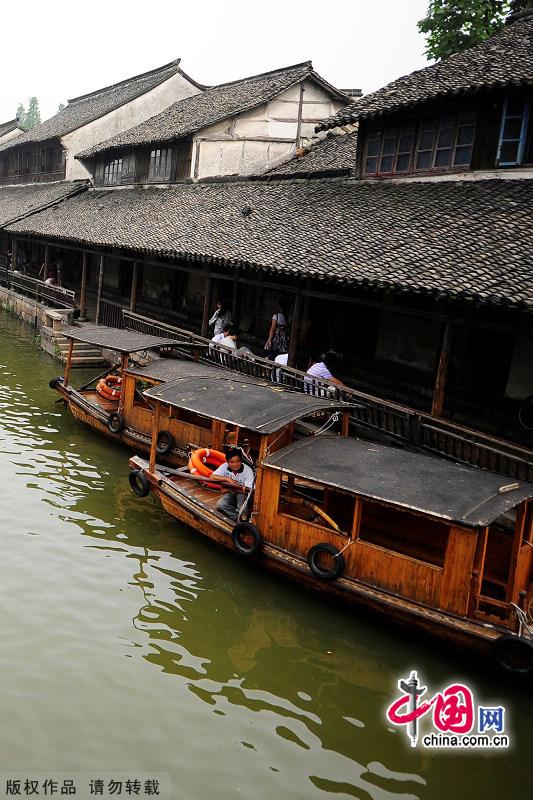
[209,448,254,521]
[304,350,344,395]
[219,326,239,349]
[211,323,231,344]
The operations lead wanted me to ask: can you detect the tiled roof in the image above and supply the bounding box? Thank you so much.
[6,176,533,310]
[0,60,184,153]
[319,12,533,130]
[76,62,349,159]
[0,181,87,227]
[265,131,358,176]
[0,119,25,138]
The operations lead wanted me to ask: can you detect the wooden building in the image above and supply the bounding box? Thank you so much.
[0,118,26,147]
[1,14,532,446]
[75,62,352,182]
[0,60,203,185]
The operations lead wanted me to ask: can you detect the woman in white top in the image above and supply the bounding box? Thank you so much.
[209,300,233,337]
[265,301,289,360]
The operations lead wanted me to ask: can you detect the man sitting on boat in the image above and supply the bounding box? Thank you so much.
[209,448,255,521]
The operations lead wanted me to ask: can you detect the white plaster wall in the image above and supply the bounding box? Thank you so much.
[0,128,24,145]
[62,71,201,180]
[194,79,345,178]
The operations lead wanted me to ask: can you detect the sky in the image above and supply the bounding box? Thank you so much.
[0,0,430,123]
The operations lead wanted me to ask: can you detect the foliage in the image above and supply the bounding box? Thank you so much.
[15,97,42,129]
[418,0,532,60]
[57,103,66,114]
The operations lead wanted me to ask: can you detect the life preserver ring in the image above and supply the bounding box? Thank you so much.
[188,448,226,490]
[491,634,533,675]
[96,374,122,402]
[307,543,345,580]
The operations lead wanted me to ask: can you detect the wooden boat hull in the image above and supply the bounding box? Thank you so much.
[129,455,508,661]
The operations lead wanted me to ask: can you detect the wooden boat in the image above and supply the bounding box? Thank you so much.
[50,326,256,464]
[129,378,533,675]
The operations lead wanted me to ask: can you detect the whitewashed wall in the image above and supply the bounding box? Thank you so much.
[193,79,345,179]
[63,72,201,180]
[0,127,24,146]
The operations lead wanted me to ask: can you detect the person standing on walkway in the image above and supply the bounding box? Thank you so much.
[265,300,289,361]
[209,300,233,337]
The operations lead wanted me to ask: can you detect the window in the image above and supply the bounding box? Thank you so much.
[278,475,356,535]
[104,157,123,185]
[148,147,173,181]
[497,94,530,166]
[414,110,476,171]
[364,124,415,175]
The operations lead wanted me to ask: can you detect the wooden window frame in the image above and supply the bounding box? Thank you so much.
[103,157,123,185]
[496,94,531,167]
[148,146,173,182]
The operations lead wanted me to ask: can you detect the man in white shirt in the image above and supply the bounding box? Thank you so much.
[211,323,231,345]
[210,448,255,521]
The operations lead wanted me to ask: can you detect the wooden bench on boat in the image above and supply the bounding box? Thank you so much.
[129,377,533,675]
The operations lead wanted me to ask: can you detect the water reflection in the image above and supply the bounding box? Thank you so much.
[0,312,531,800]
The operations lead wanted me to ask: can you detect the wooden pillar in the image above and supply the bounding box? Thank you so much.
[201,273,212,337]
[118,353,128,414]
[431,320,453,418]
[78,251,88,321]
[12,237,17,271]
[149,401,161,474]
[232,271,239,323]
[295,83,305,149]
[44,244,50,277]
[130,261,139,312]
[63,338,74,387]
[287,288,303,367]
[95,254,105,325]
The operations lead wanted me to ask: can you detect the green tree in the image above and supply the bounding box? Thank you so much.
[25,97,41,129]
[57,103,66,113]
[16,102,25,124]
[418,0,532,60]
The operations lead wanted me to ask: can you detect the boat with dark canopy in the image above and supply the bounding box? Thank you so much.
[129,377,533,675]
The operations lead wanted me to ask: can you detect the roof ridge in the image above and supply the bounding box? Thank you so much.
[67,58,182,104]
[209,60,312,91]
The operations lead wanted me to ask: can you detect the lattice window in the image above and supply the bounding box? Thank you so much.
[415,110,476,171]
[103,158,123,185]
[497,94,530,166]
[148,147,173,181]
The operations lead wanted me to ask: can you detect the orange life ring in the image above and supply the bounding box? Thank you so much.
[96,374,122,402]
[188,448,226,477]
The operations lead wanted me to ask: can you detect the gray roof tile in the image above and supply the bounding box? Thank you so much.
[266,131,358,176]
[76,62,349,159]
[0,60,184,153]
[0,181,87,226]
[6,176,533,310]
[319,12,533,130]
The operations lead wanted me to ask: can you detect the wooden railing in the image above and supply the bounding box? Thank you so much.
[0,267,77,309]
[98,299,125,329]
[122,310,533,481]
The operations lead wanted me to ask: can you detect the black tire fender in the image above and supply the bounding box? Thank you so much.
[129,469,150,498]
[49,376,63,390]
[232,522,262,556]
[107,412,125,434]
[307,543,345,580]
[491,634,533,675]
[156,429,175,455]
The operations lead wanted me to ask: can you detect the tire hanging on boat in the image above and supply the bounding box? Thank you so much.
[491,634,533,675]
[129,469,150,498]
[48,376,63,390]
[156,429,175,455]
[307,543,345,580]
[232,522,262,556]
[108,411,125,433]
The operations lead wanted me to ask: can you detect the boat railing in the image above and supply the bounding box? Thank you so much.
[122,309,533,481]
[1,268,77,309]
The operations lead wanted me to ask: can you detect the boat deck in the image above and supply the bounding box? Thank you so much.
[78,389,120,414]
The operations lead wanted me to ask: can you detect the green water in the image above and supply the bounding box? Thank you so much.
[0,311,531,800]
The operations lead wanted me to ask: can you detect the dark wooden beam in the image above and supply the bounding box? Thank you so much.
[431,320,453,418]
[288,288,303,367]
[201,274,212,337]
[95,254,105,325]
[78,251,88,321]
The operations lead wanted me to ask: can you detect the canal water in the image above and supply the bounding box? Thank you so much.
[0,311,531,800]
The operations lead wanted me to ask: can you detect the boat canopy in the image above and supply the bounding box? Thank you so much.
[62,326,179,353]
[144,377,358,434]
[127,359,225,382]
[263,435,533,527]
